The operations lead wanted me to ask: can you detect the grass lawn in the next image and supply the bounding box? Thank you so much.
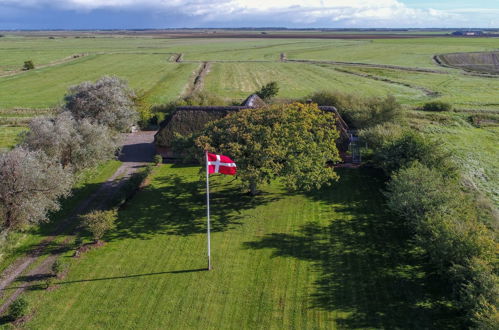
[203,62,424,103]
[0,160,122,274]
[0,54,196,110]
[0,126,26,150]
[21,165,457,329]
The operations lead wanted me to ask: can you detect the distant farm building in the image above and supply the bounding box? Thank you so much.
[452,30,484,36]
[154,94,351,161]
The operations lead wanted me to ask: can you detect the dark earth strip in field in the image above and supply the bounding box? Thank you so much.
[0,131,155,314]
[433,54,499,77]
[333,67,439,97]
[0,54,88,78]
[183,62,210,97]
[289,59,448,74]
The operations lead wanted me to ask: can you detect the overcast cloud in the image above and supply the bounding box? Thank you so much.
[0,0,497,29]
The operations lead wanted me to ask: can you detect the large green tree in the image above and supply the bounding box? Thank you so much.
[195,103,341,195]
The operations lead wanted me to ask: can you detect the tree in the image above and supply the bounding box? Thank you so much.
[375,132,456,176]
[0,148,73,231]
[22,60,34,70]
[255,82,279,100]
[81,209,117,242]
[195,103,341,195]
[22,112,121,171]
[63,76,138,132]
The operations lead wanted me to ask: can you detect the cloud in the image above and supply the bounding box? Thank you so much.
[0,0,495,28]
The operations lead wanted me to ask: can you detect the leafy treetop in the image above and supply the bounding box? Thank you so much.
[195,102,341,195]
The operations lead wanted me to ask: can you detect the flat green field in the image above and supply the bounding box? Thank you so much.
[19,165,455,329]
[204,62,424,102]
[0,54,196,109]
[0,126,26,149]
[425,125,499,205]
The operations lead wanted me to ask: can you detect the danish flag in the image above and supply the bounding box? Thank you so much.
[206,152,237,175]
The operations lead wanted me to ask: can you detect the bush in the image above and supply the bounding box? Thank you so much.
[374,132,456,176]
[81,209,117,242]
[51,258,65,276]
[22,60,34,71]
[9,297,28,320]
[422,101,453,112]
[255,82,279,100]
[358,122,406,150]
[154,154,163,165]
[307,91,402,129]
[111,165,153,206]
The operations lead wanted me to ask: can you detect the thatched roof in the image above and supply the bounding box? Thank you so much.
[241,94,266,108]
[154,95,351,155]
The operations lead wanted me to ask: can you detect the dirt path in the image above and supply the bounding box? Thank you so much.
[0,131,155,314]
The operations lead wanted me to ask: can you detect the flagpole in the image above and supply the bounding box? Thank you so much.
[205,151,212,270]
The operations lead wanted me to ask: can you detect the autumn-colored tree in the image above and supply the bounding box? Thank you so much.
[195,103,341,195]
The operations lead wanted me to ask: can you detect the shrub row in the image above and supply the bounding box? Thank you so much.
[306,90,403,129]
[367,128,498,328]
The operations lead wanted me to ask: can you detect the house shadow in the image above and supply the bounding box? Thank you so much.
[244,168,461,329]
[107,172,280,240]
[119,142,155,163]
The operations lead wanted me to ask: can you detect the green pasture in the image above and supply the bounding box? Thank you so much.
[338,66,499,110]
[286,38,499,68]
[0,126,26,149]
[425,125,499,206]
[0,54,196,109]
[203,62,425,103]
[20,165,457,329]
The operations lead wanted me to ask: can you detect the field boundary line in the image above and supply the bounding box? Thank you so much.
[288,59,448,74]
[0,53,90,78]
[332,67,439,97]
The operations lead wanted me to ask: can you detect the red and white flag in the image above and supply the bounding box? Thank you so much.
[206,152,237,175]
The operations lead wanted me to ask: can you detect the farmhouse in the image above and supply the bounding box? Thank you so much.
[154,94,351,161]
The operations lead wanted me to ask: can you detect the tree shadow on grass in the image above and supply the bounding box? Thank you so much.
[108,172,280,240]
[244,168,460,329]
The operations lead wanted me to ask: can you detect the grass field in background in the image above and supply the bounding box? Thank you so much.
[340,66,499,110]
[20,165,457,329]
[0,54,196,109]
[425,125,499,205]
[203,62,425,102]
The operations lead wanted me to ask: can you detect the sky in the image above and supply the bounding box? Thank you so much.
[0,0,498,30]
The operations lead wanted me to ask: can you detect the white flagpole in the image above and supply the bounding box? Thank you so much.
[205,151,212,270]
